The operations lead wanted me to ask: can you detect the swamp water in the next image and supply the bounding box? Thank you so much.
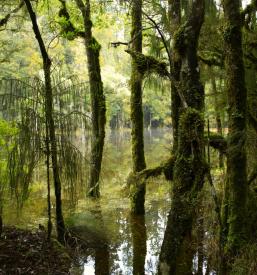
[4,129,172,274]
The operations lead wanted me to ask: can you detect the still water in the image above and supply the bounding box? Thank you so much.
[4,129,172,274]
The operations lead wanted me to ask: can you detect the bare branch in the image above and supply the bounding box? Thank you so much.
[142,11,172,71]
[0,1,24,28]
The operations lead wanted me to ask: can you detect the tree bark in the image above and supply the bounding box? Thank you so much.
[129,0,147,215]
[131,215,147,275]
[23,0,65,243]
[158,1,205,274]
[211,73,224,167]
[168,0,182,153]
[220,0,248,274]
[221,0,248,270]
[75,0,106,198]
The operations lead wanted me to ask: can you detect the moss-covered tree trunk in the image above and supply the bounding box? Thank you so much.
[24,0,65,243]
[244,26,257,187]
[168,0,181,153]
[131,215,147,274]
[75,0,106,198]
[129,0,146,215]
[211,73,223,167]
[221,0,248,266]
[0,207,2,236]
[158,1,205,274]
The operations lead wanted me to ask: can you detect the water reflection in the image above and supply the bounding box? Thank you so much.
[95,246,110,275]
[5,129,172,274]
[130,215,147,275]
[70,197,170,274]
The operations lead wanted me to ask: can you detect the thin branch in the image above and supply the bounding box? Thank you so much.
[110,26,154,48]
[142,11,172,71]
[0,1,24,28]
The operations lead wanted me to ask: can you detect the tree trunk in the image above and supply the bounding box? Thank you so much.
[75,0,106,198]
[211,73,223,168]
[131,215,147,275]
[158,1,205,274]
[221,0,248,270]
[168,0,181,153]
[0,209,2,236]
[129,0,146,215]
[24,0,66,243]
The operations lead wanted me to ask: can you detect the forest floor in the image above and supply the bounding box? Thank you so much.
[0,226,71,275]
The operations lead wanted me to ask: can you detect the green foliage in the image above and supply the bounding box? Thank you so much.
[89,37,101,52]
[0,120,18,146]
[0,119,18,213]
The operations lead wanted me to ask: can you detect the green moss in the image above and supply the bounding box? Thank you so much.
[130,181,145,215]
[174,25,186,54]
[223,24,238,42]
[89,37,101,52]
[126,50,169,78]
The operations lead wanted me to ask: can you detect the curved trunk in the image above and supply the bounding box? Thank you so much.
[24,0,65,243]
[75,0,106,198]
[158,1,205,273]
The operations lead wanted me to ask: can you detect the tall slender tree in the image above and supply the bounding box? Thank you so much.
[129,0,147,215]
[74,0,106,198]
[221,0,248,269]
[168,0,181,153]
[23,0,66,243]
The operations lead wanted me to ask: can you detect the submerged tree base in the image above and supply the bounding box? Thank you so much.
[0,226,71,274]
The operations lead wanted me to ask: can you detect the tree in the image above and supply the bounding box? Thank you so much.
[129,0,147,215]
[221,0,248,270]
[158,0,205,273]
[168,0,181,152]
[23,0,66,243]
[59,0,106,198]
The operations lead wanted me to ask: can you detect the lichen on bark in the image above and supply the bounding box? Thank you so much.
[221,0,248,265]
[158,1,205,273]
